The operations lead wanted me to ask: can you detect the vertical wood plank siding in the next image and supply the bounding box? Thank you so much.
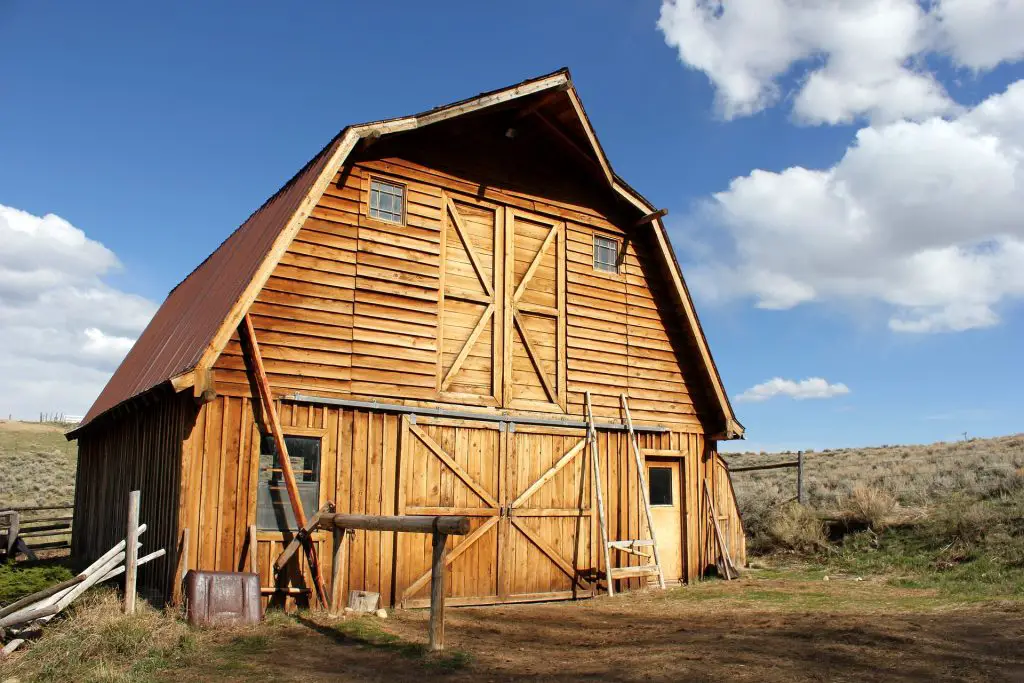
[178,396,741,607]
[72,392,196,600]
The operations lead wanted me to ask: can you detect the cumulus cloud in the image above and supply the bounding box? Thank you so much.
[737,377,851,403]
[657,0,1024,124]
[684,79,1024,333]
[0,204,155,419]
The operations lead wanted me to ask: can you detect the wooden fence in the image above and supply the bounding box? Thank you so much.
[1,504,74,561]
[724,451,806,504]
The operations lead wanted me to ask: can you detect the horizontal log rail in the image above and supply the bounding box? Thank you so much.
[317,514,470,536]
[726,461,799,473]
[316,514,470,652]
[1,506,74,561]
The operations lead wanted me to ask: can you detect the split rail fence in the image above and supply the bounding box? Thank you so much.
[0,504,74,562]
[0,491,163,658]
[724,451,806,504]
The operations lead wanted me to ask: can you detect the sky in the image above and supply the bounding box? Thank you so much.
[1,1,1022,451]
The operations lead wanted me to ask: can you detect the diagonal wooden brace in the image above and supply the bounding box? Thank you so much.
[240,313,330,608]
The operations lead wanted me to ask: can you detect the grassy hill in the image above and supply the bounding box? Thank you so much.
[0,420,77,508]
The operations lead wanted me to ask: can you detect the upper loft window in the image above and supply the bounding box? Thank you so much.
[369,178,405,224]
[593,234,619,273]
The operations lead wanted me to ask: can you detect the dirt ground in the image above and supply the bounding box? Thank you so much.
[180,577,1024,683]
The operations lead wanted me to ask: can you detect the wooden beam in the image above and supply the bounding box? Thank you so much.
[633,209,667,228]
[240,314,330,608]
[318,513,470,536]
[123,490,140,615]
[193,367,216,405]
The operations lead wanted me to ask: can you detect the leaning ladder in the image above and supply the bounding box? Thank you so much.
[585,391,667,596]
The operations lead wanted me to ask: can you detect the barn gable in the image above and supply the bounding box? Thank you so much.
[71,69,742,439]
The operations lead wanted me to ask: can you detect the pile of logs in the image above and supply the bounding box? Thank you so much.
[0,491,162,658]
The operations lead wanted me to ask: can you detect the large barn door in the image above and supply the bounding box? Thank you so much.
[501,425,592,601]
[503,209,566,412]
[395,416,502,607]
[437,195,503,406]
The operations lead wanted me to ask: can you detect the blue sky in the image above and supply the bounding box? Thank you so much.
[1,1,1022,450]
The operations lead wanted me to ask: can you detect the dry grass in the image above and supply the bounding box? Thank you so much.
[0,420,76,508]
[726,433,1024,511]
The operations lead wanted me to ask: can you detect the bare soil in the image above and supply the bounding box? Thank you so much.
[181,578,1024,682]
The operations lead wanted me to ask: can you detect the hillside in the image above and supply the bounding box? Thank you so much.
[0,420,77,507]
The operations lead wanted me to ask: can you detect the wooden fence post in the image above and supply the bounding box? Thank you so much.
[124,490,140,615]
[797,451,804,504]
[248,525,258,575]
[329,526,348,616]
[428,531,448,651]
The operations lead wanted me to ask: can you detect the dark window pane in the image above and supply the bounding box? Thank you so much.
[649,467,673,506]
[257,435,321,531]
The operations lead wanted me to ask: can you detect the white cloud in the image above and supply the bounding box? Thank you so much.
[0,204,155,419]
[737,377,851,403]
[684,79,1024,333]
[657,0,1024,124]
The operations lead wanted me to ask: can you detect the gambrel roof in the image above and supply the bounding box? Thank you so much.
[72,69,742,438]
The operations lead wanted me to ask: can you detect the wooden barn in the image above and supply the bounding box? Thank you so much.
[68,69,746,608]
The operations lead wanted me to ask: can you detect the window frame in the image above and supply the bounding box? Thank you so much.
[592,233,620,275]
[367,176,407,226]
[253,425,326,536]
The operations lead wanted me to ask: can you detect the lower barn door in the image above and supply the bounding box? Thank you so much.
[502,425,593,602]
[395,416,502,607]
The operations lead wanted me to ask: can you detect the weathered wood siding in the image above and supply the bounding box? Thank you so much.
[72,391,196,600]
[177,396,730,607]
[211,152,710,432]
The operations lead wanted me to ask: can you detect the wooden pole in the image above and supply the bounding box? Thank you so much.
[248,524,258,575]
[329,526,348,617]
[797,451,805,504]
[240,314,329,608]
[318,513,471,535]
[174,527,189,607]
[620,395,666,590]
[585,392,613,597]
[428,531,448,651]
[124,490,140,614]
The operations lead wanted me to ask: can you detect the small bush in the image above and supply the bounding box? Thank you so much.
[929,495,999,545]
[761,502,827,552]
[841,485,898,531]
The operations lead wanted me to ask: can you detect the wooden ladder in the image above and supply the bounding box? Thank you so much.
[585,392,667,596]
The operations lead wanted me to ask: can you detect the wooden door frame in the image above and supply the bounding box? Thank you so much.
[642,449,688,585]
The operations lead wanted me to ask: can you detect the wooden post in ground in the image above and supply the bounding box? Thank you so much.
[429,531,448,651]
[173,527,190,607]
[248,524,258,575]
[329,526,348,616]
[797,451,804,504]
[124,490,140,614]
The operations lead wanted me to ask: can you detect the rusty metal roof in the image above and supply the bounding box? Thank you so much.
[76,134,343,430]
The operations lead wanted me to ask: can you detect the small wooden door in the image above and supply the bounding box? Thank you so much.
[647,459,683,584]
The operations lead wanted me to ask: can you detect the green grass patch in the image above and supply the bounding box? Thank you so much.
[0,559,74,603]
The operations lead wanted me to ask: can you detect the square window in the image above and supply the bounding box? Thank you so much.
[257,434,321,531]
[649,467,673,506]
[369,179,404,224]
[593,234,619,273]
